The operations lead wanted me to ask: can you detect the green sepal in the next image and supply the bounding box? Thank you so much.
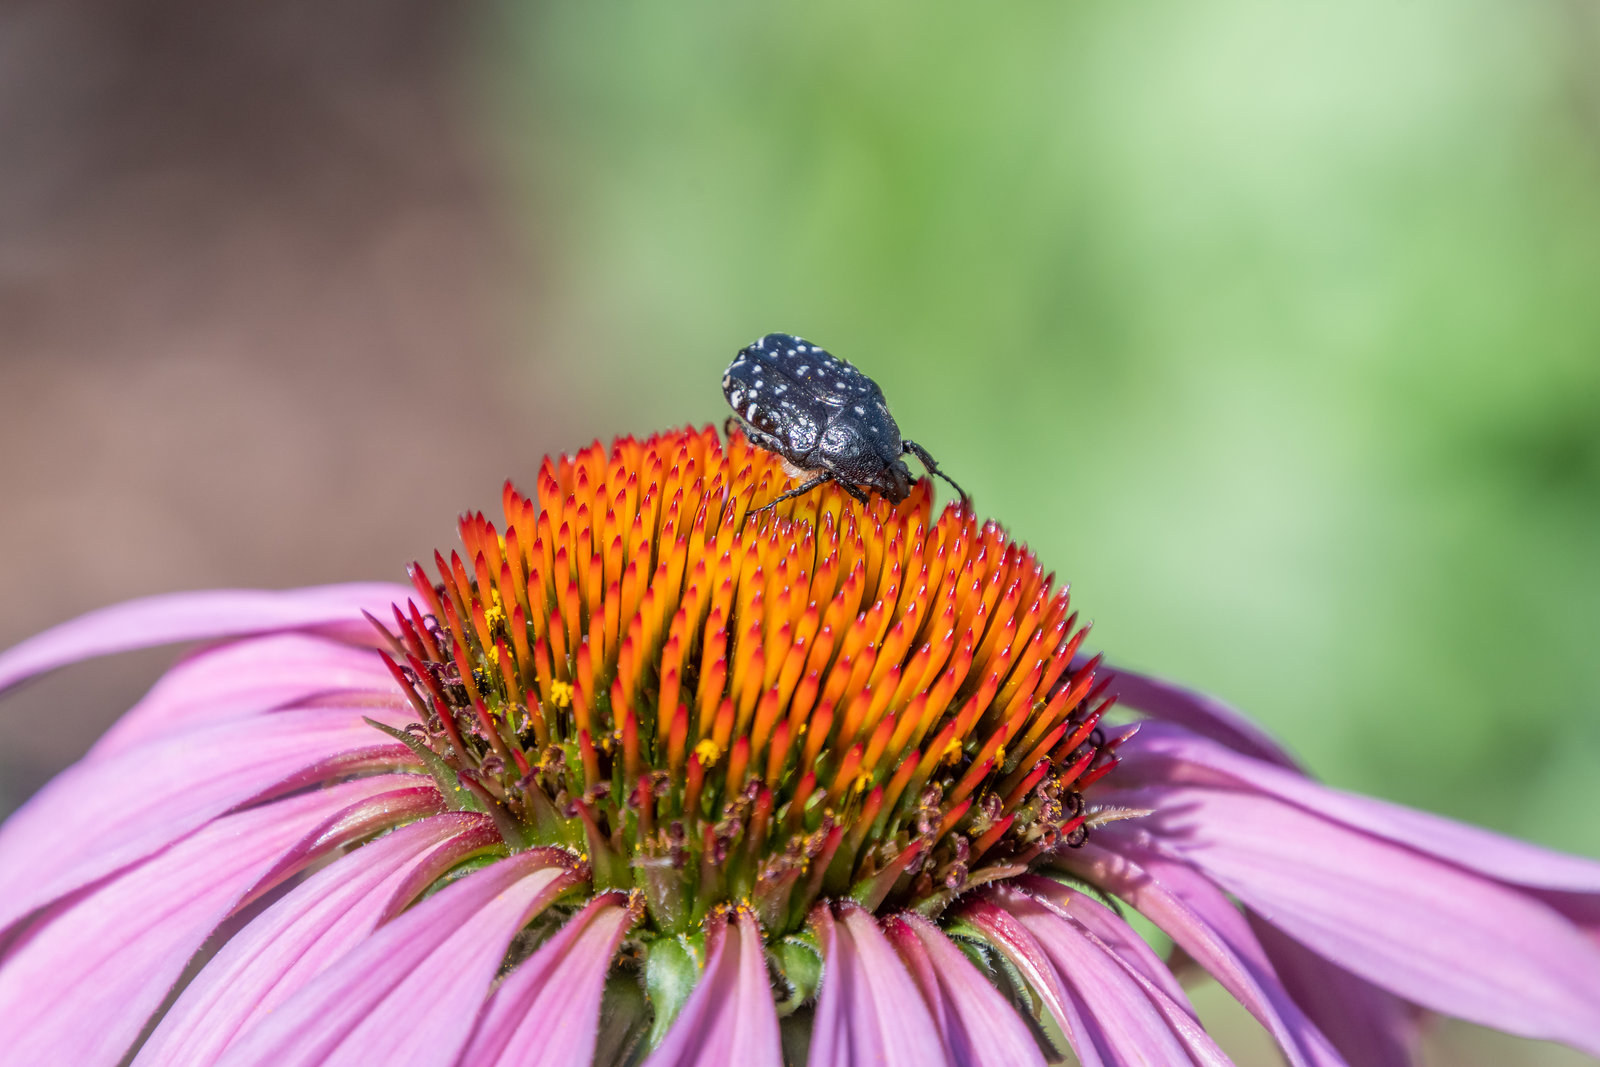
[635,852,691,934]
[594,966,649,1067]
[519,781,571,846]
[770,933,823,1016]
[848,839,925,912]
[576,802,632,891]
[364,717,482,812]
[643,933,704,1050]
[910,887,957,919]
[779,1008,815,1066]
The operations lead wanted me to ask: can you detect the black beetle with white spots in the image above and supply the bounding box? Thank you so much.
[723,333,967,511]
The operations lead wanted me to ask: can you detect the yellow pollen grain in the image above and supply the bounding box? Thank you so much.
[852,772,872,794]
[941,737,963,765]
[694,739,722,765]
[549,680,574,708]
[485,602,506,629]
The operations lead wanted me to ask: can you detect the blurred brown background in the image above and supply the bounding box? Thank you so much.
[0,1,561,809]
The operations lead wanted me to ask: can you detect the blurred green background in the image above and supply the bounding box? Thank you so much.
[485,0,1600,867]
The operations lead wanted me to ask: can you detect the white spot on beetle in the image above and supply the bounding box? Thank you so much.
[746,403,757,420]
[853,405,865,415]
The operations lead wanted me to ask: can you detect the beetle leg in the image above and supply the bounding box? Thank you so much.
[722,415,745,440]
[836,479,873,506]
[750,473,834,513]
[901,440,969,502]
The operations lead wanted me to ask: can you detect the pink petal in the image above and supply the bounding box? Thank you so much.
[0,583,408,695]
[966,894,1231,1067]
[216,850,584,1067]
[884,912,1048,1067]
[1009,875,1193,1010]
[1105,785,1600,1056]
[645,908,783,1067]
[1089,657,1298,768]
[808,903,946,1067]
[1117,721,1600,893]
[959,898,1106,1067]
[458,892,637,1067]
[136,811,496,1067]
[1048,843,1353,1067]
[1539,889,1600,947]
[1248,914,1417,1067]
[0,775,437,1067]
[0,706,416,935]
[92,632,397,759]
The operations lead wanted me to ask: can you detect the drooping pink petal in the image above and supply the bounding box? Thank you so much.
[215,849,584,1067]
[136,811,497,1067]
[644,908,783,1067]
[1104,785,1600,1057]
[1116,721,1600,894]
[967,894,1231,1067]
[959,898,1105,1067]
[808,903,946,1067]
[1088,657,1298,768]
[457,895,630,1067]
[1539,888,1600,946]
[1006,887,1232,1066]
[91,632,398,759]
[884,912,1048,1067]
[0,705,417,935]
[1248,913,1418,1067]
[1046,844,1354,1067]
[0,583,408,695]
[458,892,637,1067]
[1009,875,1193,1010]
[0,775,438,1067]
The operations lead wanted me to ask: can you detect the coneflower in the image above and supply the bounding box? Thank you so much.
[1,426,1597,1066]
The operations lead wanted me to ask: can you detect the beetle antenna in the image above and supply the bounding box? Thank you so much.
[902,440,968,502]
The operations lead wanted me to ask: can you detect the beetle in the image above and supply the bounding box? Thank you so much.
[722,332,967,511]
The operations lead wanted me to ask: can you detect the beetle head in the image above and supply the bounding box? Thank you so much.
[859,457,914,503]
[818,411,913,502]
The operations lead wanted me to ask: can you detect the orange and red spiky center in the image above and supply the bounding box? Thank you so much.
[379,426,1122,939]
